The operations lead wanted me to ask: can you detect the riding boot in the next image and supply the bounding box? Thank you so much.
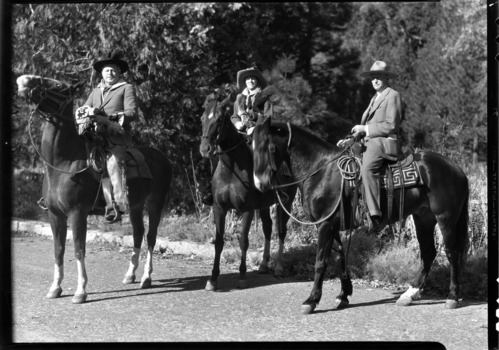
[367,215,384,236]
[102,177,122,223]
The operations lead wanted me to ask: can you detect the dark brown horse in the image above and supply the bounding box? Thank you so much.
[16,75,173,303]
[252,117,469,314]
[199,92,297,290]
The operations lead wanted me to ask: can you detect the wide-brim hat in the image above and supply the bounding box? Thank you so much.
[93,51,129,73]
[236,68,267,91]
[360,60,397,79]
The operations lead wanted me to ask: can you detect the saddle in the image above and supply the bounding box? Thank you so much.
[344,143,424,232]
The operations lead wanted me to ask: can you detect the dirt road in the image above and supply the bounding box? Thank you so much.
[10,233,488,348]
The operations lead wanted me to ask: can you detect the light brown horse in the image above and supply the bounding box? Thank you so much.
[16,75,173,303]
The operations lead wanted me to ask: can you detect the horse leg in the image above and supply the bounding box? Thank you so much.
[140,197,164,289]
[396,209,437,307]
[206,205,226,291]
[257,208,272,274]
[274,189,295,278]
[302,221,335,314]
[124,208,145,286]
[46,211,67,299]
[70,211,88,304]
[237,210,254,289]
[331,236,353,310]
[439,213,465,309]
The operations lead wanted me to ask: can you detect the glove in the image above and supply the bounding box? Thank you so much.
[234,121,244,130]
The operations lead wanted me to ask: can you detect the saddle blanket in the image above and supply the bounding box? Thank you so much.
[346,160,424,190]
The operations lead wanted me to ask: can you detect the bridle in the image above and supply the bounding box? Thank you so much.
[26,77,95,175]
[201,98,245,155]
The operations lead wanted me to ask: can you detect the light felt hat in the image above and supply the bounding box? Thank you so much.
[236,68,267,91]
[360,61,397,79]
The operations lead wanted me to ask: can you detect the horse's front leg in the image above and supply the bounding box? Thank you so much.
[237,210,254,289]
[46,211,67,299]
[302,221,334,315]
[274,188,295,278]
[124,208,145,286]
[257,208,272,274]
[206,205,226,291]
[70,211,88,304]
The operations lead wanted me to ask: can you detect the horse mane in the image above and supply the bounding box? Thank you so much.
[270,120,337,154]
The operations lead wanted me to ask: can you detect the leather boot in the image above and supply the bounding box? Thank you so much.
[102,177,122,223]
[367,215,384,236]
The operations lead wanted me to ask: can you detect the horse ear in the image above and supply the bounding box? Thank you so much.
[71,81,86,94]
[257,114,271,127]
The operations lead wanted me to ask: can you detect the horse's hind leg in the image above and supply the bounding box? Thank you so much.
[47,212,67,299]
[237,210,255,289]
[140,196,166,289]
[332,236,353,310]
[70,211,89,304]
[396,209,437,307]
[124,208,145,286]
[257,208,272,274]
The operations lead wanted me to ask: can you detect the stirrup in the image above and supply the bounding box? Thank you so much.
[37,197,48,211]
[105,202,122,223]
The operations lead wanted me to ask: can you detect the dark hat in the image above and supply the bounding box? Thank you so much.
[236,68,267,91]
[360,60,397,79]
[93,51,129,73]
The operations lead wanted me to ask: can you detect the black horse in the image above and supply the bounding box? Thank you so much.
[199,92,297,290]
[252,117,469,314]
[16,75,173,303]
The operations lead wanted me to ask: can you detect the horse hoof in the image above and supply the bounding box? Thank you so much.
[205,280,218,291]
[237,279,247,289]
[332,298,349,310]
[71,293,87,304]
[140,278,152,289]
[445,299,459,309]
[123,274,136,284]
[46,287,62,299]
[257,265,270,274]
[301,303,316,315]
[396,297,412,307]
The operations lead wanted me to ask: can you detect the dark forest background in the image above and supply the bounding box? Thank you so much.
[10,2,486,212]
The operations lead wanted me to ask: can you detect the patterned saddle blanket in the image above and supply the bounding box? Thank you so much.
[345,153,424,189]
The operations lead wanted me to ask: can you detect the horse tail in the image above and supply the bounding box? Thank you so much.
[456,178,470,267]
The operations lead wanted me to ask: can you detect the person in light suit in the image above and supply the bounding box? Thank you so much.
[341,60,402,234]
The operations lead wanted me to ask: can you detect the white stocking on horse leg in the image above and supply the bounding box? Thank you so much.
[258,239,271,273]
[274,239,285,278]
[140,247,153,289]
[396,286,421,306]
[46,263,64,298]
[72,258,88,304]
[123,247,140,284]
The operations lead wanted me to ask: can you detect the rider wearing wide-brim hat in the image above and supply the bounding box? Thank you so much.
[338,60,402,236]
[75,51,140,223]
[231,67,271,133]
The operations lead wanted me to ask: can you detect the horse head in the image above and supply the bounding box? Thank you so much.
[16,75,82,119]
[252,116,290,192]
[199,89,236,158]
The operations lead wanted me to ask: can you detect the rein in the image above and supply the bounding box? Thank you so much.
[27,80,103,175]
[269,126,354,190]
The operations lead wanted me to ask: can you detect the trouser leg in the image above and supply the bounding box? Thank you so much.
[361,145,384,217]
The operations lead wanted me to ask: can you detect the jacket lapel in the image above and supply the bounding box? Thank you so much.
[366,87,391,122]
